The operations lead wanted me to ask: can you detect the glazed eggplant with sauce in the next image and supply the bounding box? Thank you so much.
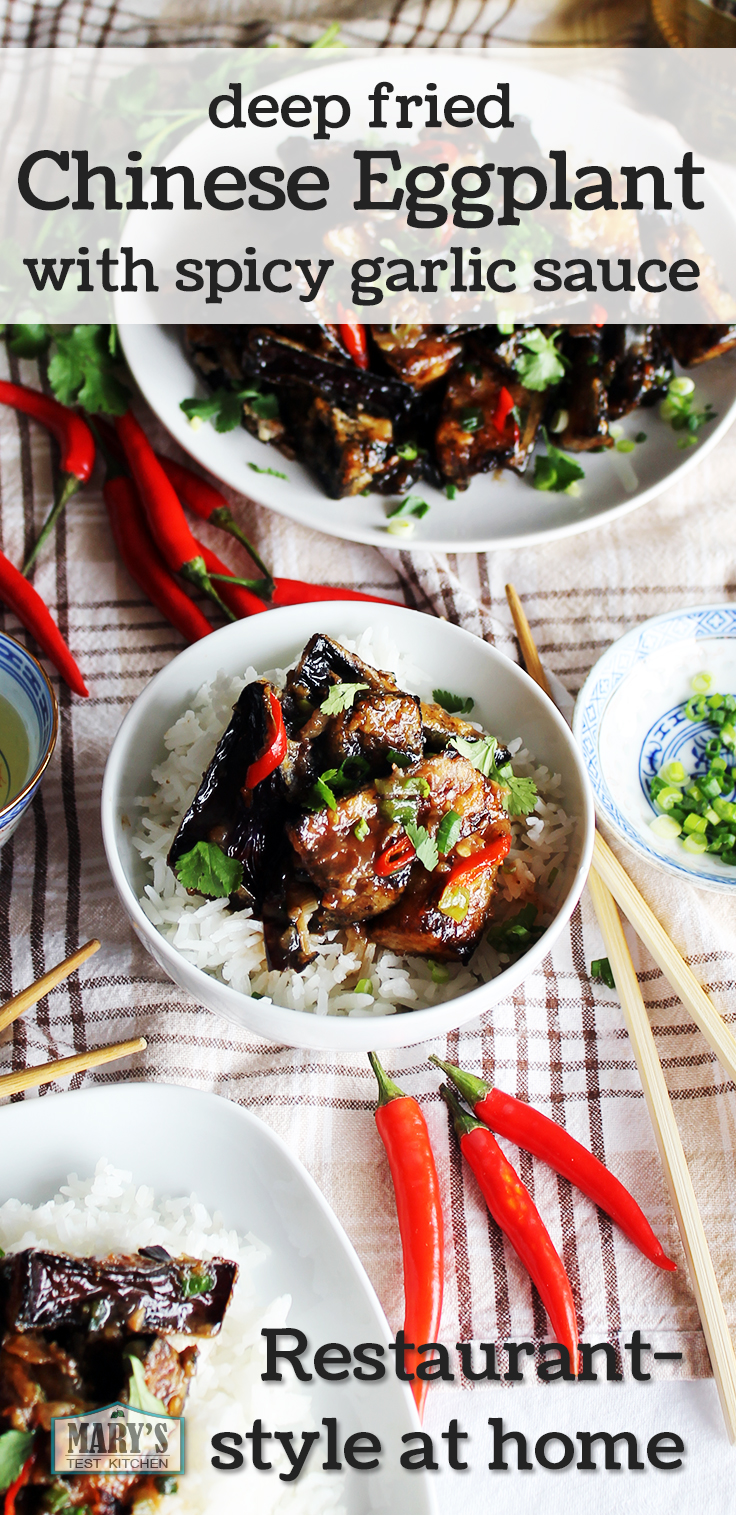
[0,1246,237,1512]
[167,635,534,976]
[183,321,734,499]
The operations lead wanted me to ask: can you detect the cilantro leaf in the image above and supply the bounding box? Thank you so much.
[432,688,475,715]
[48,325,130,415]
[404,821,439,872]
[591,957,616,989]
[0,1429,35,1493]
[126,1353,168,1415]
[449,733,498,777]
[174,841,244,898]
[450,735,537,815]
[513,328,568,392]
[306,754,370,811]
[500,771,538,817]
[320,682,368,716]
[437,810,462,855]
[533,434,585,495]
[8,323,50,357]
[181,385,279,434]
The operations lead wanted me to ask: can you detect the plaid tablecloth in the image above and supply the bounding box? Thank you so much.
[2,0,736,1400]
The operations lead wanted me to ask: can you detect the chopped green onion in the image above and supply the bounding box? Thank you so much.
[547,866,558,885]
[692,671,713,693]
[635,431,647,444]
[591,957,616,989]
[387,517,415,538]
[662,760,686,784]
[683,812,708,835]
[669,376,695,397]
[615,438,636,453]
[428,959,450,984]
[683,833,708,854]
[654,785,683,812]
[387,494,430,521]
[446,483,458,500]
[650,815,682,839]
[354,817,370,841]
[355,978,373,996]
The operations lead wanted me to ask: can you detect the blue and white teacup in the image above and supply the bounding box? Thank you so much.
[0,632,58,848]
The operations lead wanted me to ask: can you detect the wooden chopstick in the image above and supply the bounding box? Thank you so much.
[592,831,736,1086]
[0,1037,147,1099]
[506,581,736,1441]
[588,870,736,1442]
[505,583,552,697]
[0,939,101,1037]
[505,585,736,1087]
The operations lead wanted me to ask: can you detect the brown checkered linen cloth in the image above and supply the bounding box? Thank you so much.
[1,2,735,1388]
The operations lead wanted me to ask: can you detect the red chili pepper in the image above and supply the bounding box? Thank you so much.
[104,475,213,645]
[0,547,88,696]
[375,834,416,876]
[0,382,96,578]
[269,579,400,610]
[338,323,369,370]
[114,412,227,614]
[433,1057,676,1273]
[443,832,511,890]
[197,542,268,619]
[3,1451,33,1515]
[368,1053,444,1420]
[492,385,515,433]
[441,1083,579,1375]
[156,455,274,589]
[245,689,287,787]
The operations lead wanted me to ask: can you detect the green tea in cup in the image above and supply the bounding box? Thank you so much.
[0,692,30,807]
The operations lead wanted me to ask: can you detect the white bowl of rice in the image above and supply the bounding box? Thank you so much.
[101,602,594,1050]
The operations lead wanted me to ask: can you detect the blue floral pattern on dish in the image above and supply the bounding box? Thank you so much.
[573,604,736,891]
[0,633,57,847]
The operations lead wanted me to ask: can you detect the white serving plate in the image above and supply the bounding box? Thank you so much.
[119,329,736,556]
[573,604,736,891]
[0,1081,435,1515]
[101,601,594,1051]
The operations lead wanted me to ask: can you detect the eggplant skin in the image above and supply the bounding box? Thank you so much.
[0,1250,238,1338]
[168,679,288,908]
[661,325,736,368]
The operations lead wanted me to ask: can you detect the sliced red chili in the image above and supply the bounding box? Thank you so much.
[493,386,515,433]
[245,690,287,788]
[338,322,369,370]
[443,832,511,891]
[4,1453,34,1515]
[375,834,416,876]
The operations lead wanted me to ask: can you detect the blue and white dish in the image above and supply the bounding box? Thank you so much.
[0,632,58,848]
[573,605,736,891]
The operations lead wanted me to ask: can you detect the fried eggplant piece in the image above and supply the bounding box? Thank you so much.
[261,874,321,971]
[168,679,290,908]
[244,328,415,420]
[660,324,736,367]
[557,332,613,452]
[287,784,410,925]
[369,827,509,963]
[420,701,481,750]
[604,325,673,417]
[0,1251,237,1338]
[372,325,465,389]
[436,355,545,483]
[184,325,288,447]
[282,393,398,498]
[326,689,424,768]
[284,633,400,713]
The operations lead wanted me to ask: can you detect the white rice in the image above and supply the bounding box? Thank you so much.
[133,630,577,1017]
[0,1162,345,1515]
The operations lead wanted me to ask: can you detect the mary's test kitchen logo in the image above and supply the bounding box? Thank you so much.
[51,1403,184,1476]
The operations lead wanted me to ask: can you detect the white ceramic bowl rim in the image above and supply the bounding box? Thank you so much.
[102,603,595,1047]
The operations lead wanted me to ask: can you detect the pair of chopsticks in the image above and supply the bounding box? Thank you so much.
[506,583,736,1444]
[0,939,146,1098]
